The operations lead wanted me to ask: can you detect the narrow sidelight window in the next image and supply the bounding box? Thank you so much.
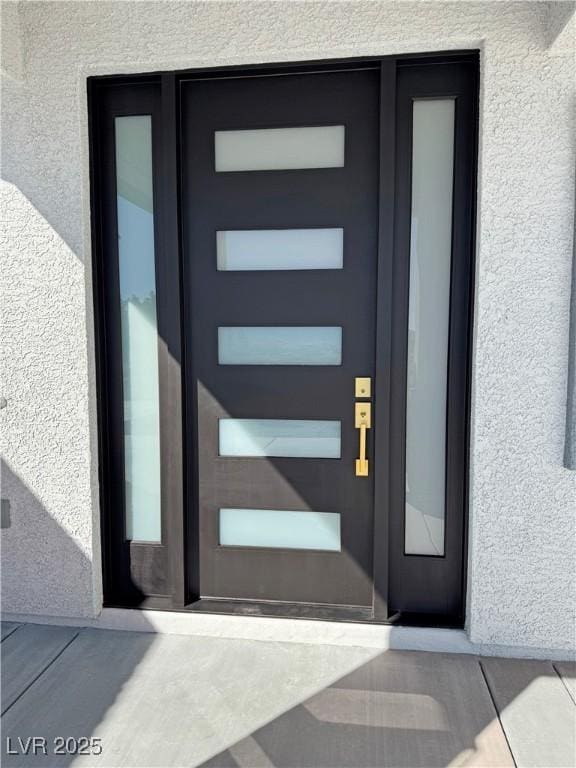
[404,100,455,556]
[114,116,162,542]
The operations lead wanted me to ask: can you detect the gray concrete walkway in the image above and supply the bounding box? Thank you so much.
[1,622,574,768]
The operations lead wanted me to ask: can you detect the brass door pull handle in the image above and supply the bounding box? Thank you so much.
[355,402,371,477]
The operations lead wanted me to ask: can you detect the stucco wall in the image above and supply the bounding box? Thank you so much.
[1,1,574,651]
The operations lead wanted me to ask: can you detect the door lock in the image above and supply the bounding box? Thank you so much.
[355,377,371,398]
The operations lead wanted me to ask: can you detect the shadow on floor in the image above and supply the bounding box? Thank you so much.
[1,621,575,767]
[2,623,569,768]
[201,649,514,768]
[1,463,156,767]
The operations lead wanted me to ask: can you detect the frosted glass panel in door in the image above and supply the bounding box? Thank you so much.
[219,509,341,551]
[215,126,345,171]
[115,115,161,543]
[217,228,343,271]
[218,327,342,365]
[404,99,455,556]
[219,419,341,458]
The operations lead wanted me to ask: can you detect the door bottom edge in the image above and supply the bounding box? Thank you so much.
[186,597,375,623]
[103,596,463,628]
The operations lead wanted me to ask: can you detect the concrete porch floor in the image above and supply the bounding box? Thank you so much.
[1,622,574,768]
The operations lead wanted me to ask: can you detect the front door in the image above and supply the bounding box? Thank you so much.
[91,54,477,622]
[181,70,380,607]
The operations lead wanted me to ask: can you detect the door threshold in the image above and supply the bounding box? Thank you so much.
[185,598,375,623]
[184,599,463,628]
[103,597,463,628]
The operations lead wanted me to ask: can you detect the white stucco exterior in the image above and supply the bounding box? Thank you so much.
[1,1,575,654]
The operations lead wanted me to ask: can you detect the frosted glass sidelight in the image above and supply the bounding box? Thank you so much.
[404,99,455,557]
[219,419,341,458]
[217,228,344,271]
[115,115,162,543]
[214,126,345,172]
[220,509,341,551]
[218,327,342,366]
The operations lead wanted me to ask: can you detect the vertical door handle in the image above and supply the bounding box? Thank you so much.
[355,402,371,477]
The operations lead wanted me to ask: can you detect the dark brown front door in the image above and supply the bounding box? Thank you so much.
[91,55,477,623]
[181,69,380,607]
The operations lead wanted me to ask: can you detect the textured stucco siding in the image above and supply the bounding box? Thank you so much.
[1,1,574,651]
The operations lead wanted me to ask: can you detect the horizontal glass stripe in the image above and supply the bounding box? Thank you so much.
[218,327,342,366]
[216,228,343,271]
[219,419,341,458]
[215,126,345,172]
[219,508,341,551]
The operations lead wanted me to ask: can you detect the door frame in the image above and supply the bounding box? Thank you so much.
[88,51,479,626]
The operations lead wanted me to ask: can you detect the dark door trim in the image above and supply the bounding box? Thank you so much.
[88,51,478,626]
[388,60,478,624]
[89,82,174,609]
[371,59,397,621]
